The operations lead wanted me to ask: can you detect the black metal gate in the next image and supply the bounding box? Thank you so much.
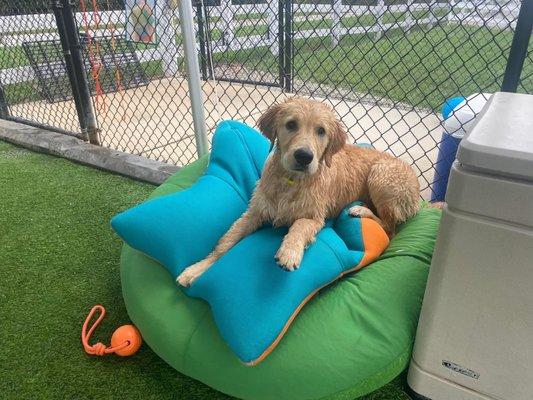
[0,0,90,138]
[195,0,293,90]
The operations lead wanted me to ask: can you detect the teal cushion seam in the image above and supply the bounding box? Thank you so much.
[315,235,348,275]
[205,174,250,206]
[225,120,264,178]
[177,122,262,366]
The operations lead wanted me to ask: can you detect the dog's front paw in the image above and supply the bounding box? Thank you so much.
[177,260,210,287]
[275,244,303,272]
[348,205,373,218]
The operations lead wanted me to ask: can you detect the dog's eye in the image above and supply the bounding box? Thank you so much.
[317,127,326,136]
[285,120,298,131]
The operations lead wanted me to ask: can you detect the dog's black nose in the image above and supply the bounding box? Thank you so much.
[294,148,314,166]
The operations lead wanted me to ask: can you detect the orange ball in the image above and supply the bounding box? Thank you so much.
[110,324,142,356]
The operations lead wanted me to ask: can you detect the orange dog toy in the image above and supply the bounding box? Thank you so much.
[82,305,142,357]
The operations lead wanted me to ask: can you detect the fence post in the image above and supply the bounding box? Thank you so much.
[52,0,100,144]
[283,0,293,92]
[501,0,533,93]
[267,0,279,55]
[404,0,415,32]
[156,0,180,76]
[446,0,455,25]
[0,80,9,119]
[375,0,385,40]
[331,0,342,46]
[220,0,235,47]
[278,0,284,85]
[178,0,209,157]
[428,0,437,27]
[196,1,209,80]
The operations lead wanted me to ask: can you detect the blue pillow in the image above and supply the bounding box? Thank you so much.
[111,121,389,364]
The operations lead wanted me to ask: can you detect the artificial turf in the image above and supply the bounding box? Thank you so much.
[0,140,410,400]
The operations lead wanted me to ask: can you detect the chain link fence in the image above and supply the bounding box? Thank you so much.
[0,0,83,136]
[0,0,532,198]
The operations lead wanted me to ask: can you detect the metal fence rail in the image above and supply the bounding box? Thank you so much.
[0,0,532,199]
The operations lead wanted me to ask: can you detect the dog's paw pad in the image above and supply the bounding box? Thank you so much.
[176,262,207,287]
[275,247,302,272]
[276,261,300,272]
[177,269,197,287]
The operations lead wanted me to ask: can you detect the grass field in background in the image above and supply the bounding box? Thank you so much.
[2,14,531,112]
[0,10,443,70]
[218,25,531,111]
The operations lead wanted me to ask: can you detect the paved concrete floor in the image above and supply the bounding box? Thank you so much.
[10,76,442,198]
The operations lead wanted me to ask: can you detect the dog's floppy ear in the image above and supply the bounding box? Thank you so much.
[323,120,347,167]
[257,103,282,151]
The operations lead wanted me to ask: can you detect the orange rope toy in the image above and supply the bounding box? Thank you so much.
[80,0,106,112]
[82,305,142,357]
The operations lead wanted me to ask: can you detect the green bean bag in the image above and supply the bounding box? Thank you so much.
[120,155,441,400]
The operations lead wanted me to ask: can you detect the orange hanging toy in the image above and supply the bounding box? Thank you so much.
[79,0,107,112]
[82,305,142,357]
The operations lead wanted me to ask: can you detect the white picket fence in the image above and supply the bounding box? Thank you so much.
[0,11,125,34]
[0,3,440,47]
[447,1,520,30]
[0,1,521,86]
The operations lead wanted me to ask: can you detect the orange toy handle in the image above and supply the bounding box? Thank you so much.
[82,305,140,356]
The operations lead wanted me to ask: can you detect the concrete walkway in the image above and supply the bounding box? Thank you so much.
[9,76,442,198]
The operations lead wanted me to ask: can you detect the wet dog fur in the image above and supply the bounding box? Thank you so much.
[177,97,420,286]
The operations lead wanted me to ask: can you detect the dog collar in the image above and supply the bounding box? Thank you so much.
[283,176,296,186]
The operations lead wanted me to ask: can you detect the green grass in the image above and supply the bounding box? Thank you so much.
[0,40,159,70]
[0,46,29,69]
[2,22,126,36]
[211,14,380,38]
[411,10,431,20]
[208,25,269,41]
[2,17,531,111]
[236,25,269,37]
[234,12,265,21]
[2,59,164,105]
[0,141,412,399]
[3,80,42,104]
[293,12,412,28]
[224,25,532,111]
[382,11,407,24]
[0,11,444,70]
[342,14,378,27]
[296,18,333,30]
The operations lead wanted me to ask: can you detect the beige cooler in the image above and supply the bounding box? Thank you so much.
[407,92,533,400]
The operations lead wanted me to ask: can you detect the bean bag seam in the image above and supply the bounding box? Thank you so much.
[181,307,212,366]
[319,345,412,400]
[378,253,432,265]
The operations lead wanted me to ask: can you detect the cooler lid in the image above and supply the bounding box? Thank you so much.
[457,92,533,181]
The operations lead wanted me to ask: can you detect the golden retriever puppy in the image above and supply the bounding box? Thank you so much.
[177,97,420,287]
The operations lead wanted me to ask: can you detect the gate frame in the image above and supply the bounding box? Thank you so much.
[501,0,533,92]
[195,0,293,90]
[52,0,100,144]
